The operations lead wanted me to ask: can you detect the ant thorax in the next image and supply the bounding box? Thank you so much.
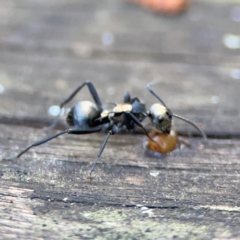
[111,104,133,123]
[113,104,132,113]
[99,104,134,127]
[100,109,110,119]
[100,104,132,119]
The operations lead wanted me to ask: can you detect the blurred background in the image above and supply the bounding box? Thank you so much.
[1,0,240,136]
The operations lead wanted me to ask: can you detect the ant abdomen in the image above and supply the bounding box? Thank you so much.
[67,101,101,128]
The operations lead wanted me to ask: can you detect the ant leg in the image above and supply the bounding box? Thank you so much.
[89,130,113,176]
[13,130,69,159]
[127,112,156,143]
[124,92,140,103]
[11,127,102,160]
[146,84,168,108]
[130,97,140,103]
[46,81,102,130]
[68,127,102,135]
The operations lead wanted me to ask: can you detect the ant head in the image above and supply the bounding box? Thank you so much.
[148,103,173,134]
[146,84,207,140]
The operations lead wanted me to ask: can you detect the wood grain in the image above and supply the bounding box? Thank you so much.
[0,0,240,136]
[1,123,240,238]
[1,0,240,239]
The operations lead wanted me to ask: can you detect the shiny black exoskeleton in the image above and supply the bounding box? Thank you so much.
[10,81,206,176]
[11,81,153,175]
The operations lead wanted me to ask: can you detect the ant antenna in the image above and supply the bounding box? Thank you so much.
[146,84,168,108]
[173,114,207,140]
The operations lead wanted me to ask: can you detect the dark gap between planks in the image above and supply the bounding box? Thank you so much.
[0,115,239,139]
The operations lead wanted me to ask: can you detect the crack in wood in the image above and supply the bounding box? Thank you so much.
[1,115,240,139]
[29,194,179,209]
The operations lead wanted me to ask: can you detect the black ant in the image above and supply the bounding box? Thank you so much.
[8,81,206,175]
[10,81,154,175]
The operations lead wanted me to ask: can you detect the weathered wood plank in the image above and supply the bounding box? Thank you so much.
[1,194,239,240]
[0,0,240,136]
[1,0,240,239]
[1,123,240,204]
[1,193,240,240]
[1,123,240,238]
[0,0,239,56]
[0,54,239,136]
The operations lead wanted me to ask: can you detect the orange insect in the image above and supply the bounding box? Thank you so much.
[146,129,178,153]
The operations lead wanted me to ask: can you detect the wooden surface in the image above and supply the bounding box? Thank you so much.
[1,0,240,239]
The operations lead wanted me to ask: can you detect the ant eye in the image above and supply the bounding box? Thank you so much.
[166,111,172,119]
[158,116,163,122]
